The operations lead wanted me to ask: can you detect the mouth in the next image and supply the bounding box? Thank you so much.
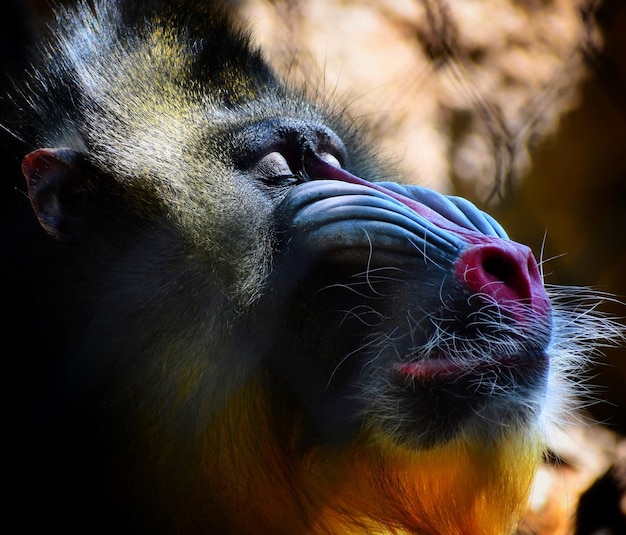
[394,351,549,381]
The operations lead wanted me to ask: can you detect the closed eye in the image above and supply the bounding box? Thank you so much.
[253,151,298,185]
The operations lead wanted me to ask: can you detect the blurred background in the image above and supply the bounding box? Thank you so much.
[2,0,625,532]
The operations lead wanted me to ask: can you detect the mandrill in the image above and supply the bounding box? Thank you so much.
[0,0,618,533]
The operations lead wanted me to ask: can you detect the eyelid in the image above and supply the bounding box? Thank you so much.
[258,151,292,173]
[319,152,342,168]
[252,151,297,184]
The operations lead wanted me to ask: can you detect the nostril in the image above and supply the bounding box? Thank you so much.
[482,253,518,288]
[455,241,550,317]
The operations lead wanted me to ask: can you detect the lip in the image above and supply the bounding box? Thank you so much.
[394,352,549,381]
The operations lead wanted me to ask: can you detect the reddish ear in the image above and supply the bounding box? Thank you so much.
[22,148,95,241]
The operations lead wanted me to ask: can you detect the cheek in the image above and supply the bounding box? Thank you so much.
[181,179,276,302]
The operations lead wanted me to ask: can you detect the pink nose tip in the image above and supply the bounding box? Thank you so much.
[455,240,550,317]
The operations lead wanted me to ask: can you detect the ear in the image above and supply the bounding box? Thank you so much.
[22,148,97,241]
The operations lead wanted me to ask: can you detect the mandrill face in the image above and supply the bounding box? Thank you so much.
[246,117,554,449]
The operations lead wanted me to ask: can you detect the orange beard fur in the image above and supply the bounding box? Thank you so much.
[173,377,543,534]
